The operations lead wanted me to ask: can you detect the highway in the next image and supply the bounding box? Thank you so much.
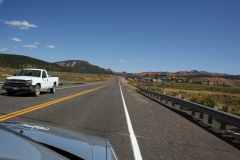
[0,77,240,160]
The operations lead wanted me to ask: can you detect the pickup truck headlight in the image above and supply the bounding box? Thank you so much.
[25,80,32,85]
[4,79,11,84]
[5,79,11,82]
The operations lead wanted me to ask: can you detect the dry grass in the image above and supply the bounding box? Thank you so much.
[0,67,114,83]
[127,79,240,116]
[193,77,240,87]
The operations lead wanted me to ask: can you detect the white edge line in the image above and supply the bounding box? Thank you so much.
[119,78,143,160]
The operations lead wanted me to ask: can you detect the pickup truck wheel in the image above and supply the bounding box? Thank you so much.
[50,84,56,93]
[34,85,40,97]
[7,91,15,96]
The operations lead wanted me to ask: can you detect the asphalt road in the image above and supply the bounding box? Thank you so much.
[0,77,240,160]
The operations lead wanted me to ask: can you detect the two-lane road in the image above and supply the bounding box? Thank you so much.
[0,77,239,160]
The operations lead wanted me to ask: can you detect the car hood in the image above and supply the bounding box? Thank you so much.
[0,122,117,160]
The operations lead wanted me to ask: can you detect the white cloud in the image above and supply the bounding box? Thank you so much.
[0,48,7,51]
[0,0,4,4]
[120,59,126,62]
[23,45,37,49]
[46,45,55,49]
[12,37,22,42]
[35,42,39,45]
[5,20,38,30]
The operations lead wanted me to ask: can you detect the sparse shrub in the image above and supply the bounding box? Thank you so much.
[188,95,214,106]
[229,106,240,115]
[189,95,204,104]
[231,101,239,106]
[203,95,215,106]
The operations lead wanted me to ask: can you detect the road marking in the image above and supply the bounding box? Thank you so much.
[0,84,110,122]
[119,78,143,160]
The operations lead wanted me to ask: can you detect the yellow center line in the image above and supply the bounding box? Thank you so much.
[0,83,112,122]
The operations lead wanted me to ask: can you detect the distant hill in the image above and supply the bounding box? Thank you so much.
[1,53,238,79]
[54,60,113,74]
[0,53,113,74]
[135,70,240,80]
[171,70,240,80]
[0,53,74,72]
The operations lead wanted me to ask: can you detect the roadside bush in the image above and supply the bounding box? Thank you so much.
[127,79,138,87]
[188,95,214,106]
[189,95,205,104]
[229,106,240,116]
[203,95,215,106]
[231,101,239,106]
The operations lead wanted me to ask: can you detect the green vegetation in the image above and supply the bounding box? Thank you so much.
[166,82,240,94]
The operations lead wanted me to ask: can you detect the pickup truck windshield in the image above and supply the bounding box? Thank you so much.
[17,70,41,77]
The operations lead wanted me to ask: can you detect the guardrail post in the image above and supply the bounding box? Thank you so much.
[191,99,196,116]
[208,103,214,124]
[165,93,168,104]
[160,96,163,101]
[199,101,204,119]
[220,105,228,130]
[180,96,184,110]
[172,95,175,107]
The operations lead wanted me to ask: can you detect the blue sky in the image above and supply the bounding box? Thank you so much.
[0,0,239,74]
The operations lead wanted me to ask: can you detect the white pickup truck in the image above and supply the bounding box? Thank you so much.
[2,68,59,97]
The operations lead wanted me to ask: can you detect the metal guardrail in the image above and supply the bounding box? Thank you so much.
[59,82,84,85]
[0,82,83,86]
[137,86,240,129]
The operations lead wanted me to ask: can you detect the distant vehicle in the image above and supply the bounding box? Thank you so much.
[142,77,151,83]
[153,79,161,82]
[0,121,117,160]
[2,68,59,97]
